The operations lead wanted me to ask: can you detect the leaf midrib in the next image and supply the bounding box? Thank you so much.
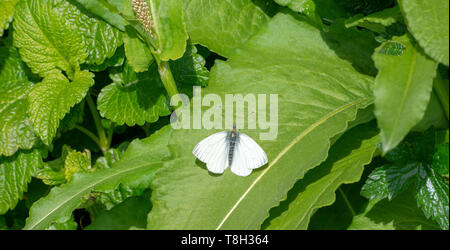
[216,98,368,229]
[25,160,162,230]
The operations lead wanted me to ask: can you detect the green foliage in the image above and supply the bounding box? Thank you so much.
[0,0,447,231]
[361,129,449,229]
[0,149,44,214]
[398,0,449,66]
[183,0,269,57]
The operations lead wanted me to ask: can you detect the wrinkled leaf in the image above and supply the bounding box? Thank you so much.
[28,71,95,145]
[0,0,18,36]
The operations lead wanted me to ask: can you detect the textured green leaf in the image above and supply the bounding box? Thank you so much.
[147,14,374,230]
[398,0,449,66]
[432,143,449,177]
[122,0,154,72]
[64,149,91,181]
[13,0,87,77]
[98,63,171,126]
[0,40,38,156]
[416,164,449,230]
[0,149,44,214]
[86,192,152,230]
[149,0,188,61]
[183,0,269,58]
[28,71,95,145]
[345,6,402,33]
[56,0,123,66]
[361,163,418,200]
[324,19,379,76]
[374,35,438,153]
[273,0,315,14]
[24,126,171,230]
[264,123,380,229]
[349,186,440,230]
[0,0,18,36]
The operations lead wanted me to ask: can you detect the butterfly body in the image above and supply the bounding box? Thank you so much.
[193,127,268,177]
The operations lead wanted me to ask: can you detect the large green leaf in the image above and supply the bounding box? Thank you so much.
[13,0,87,78]
[0,0,18,36]
[373,35,438,153]
[0,149,44,214]
[183,0,269,58]
[398,0,449,66]
[122,0,154,72]
[97,63,171,126]
[349,186,440,230]
[23,126,171,230]
[27,71,95,145]
[147,13,374,229]
[149,0,188,61]
[263,122,380,229]
[0,39,37,156]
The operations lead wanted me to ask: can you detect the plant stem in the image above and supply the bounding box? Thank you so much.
[338,187,356,217]
[433,76,449,121]
[74,125,101,147]
[156,58,179,99]
[86,94,109,154]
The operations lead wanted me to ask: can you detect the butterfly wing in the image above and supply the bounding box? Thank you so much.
[193,131,229,174]
[230,133,268,176]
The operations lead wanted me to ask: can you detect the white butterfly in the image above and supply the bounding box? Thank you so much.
[192,126,268,177]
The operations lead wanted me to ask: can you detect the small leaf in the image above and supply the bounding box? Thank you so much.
[28,71,95,145]
[373,35,438,153]
[97,63,171,126]
[24,126,171,230]
[148,0,188,61]
[0,149,44,214]
[345,6,402,33]
[183,0,269,58]
[416,164,449,230]
[398,0,449,65]
[170,45,209,91]
[361,163,418,200]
